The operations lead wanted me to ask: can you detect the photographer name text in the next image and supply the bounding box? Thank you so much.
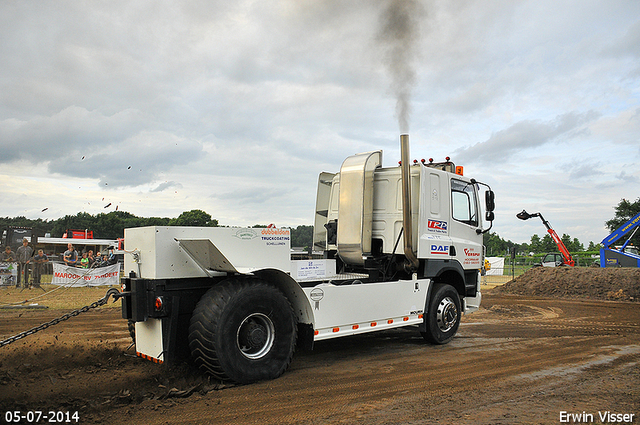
[560,411,635,423]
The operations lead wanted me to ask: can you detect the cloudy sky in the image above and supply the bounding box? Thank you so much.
[1,0,638,246]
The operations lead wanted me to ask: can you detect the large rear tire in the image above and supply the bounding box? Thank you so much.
[188,277,297,384]
[421,284,461,345]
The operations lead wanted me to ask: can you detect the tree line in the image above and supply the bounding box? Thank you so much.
[0,209,314,250]
[483,231,595,257]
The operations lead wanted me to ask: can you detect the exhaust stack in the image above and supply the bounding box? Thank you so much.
[400,134,419,271]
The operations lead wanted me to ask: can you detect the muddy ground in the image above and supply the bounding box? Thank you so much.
[0,270,639,424]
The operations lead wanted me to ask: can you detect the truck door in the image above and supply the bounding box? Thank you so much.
[448,179,483,271]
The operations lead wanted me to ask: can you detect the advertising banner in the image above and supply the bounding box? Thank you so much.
[486,257,505,275]
[52,263,120,286]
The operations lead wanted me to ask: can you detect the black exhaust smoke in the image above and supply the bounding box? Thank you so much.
[377,0,425,133]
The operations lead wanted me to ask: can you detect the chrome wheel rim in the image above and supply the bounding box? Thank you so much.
[237,313,275,359]
[436,297,458,332]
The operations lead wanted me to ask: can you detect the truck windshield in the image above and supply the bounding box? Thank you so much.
[451,179,478,227]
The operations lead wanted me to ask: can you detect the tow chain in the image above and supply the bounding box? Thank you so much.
[0,288,121,348]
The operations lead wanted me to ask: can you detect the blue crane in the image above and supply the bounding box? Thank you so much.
[600,211,640,267]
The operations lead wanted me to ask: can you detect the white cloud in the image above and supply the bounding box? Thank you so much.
[150,181,183,193]
[454,111,601,164]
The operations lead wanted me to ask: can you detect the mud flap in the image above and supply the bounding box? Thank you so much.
[135,318,165,363]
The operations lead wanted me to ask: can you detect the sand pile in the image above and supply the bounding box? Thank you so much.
[490,267,640,302]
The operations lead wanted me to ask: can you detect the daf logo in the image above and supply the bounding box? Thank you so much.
[431,244,449,255]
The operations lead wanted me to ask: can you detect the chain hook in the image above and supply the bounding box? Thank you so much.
[0,287,123,348]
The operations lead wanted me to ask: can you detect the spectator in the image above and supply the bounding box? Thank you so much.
[63,243,78,267]
[80,252,89,268]
[94,252,104,267]
[32,249,48,286]
[16,238,33,288]
[87,250,95,268]
[106,247,116,265]
[1,246,15,262]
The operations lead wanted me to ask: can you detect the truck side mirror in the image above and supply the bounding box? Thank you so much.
[485,190,495,212]
[475,182,495,234]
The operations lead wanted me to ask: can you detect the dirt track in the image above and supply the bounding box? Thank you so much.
[1,293,638,424]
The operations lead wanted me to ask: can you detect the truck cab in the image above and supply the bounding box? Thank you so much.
[541,253,564,267]
[314,148,493,300]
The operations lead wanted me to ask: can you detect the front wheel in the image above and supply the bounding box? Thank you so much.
[421,284,461,345]
[188,278,297,384]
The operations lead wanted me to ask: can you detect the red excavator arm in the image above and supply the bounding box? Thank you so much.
[516,210,575,267]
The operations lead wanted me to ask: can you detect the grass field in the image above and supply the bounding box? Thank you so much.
[0,282,121,311]
[481,274,513,289]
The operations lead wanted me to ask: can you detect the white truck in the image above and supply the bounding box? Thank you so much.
[120,135,495,384]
